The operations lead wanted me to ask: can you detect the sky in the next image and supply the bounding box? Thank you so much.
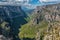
[21,0,60,9]
[22,0,60,11]
[0,0,60,9]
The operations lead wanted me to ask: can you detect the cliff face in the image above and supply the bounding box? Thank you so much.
[37,3,60,40]
[43,22,60,40]
[28,3,60,40]
[32,3,60,24]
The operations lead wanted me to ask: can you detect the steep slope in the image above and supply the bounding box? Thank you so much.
[0,6,27,40]
[19,3,60,40]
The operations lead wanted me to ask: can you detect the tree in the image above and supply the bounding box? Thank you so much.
[18,20,48,40]
[0,21,10,37]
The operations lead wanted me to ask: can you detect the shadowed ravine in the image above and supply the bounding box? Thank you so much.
[0,6,27,40]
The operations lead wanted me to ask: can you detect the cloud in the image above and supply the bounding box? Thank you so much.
[15,0,24,2]
[15,0,29,2]
[0,0,60,9]
[16,0,23,1]
[24,4,36,9]
[39,0,58,2]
